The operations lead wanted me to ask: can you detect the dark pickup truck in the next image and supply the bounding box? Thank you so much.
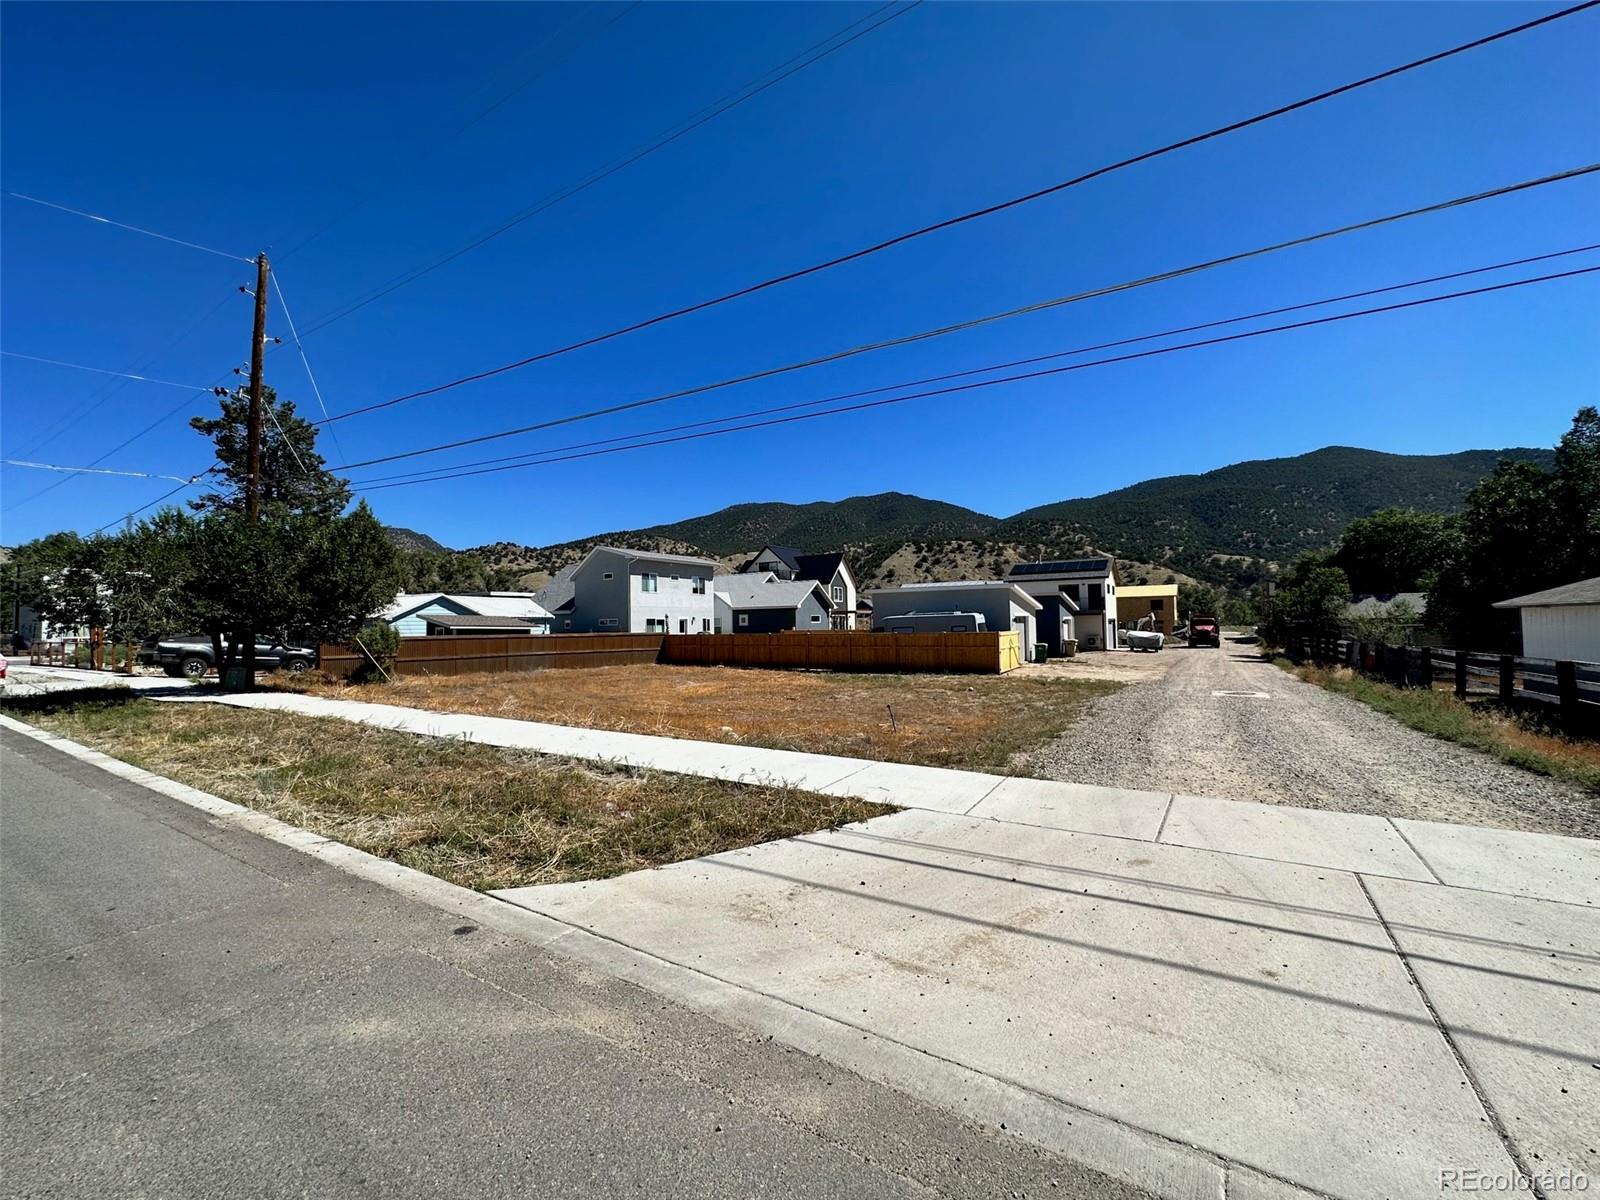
[1188,616,1222,648]
[138,634,317,679]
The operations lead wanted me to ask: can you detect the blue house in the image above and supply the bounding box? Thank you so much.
[378,592,554,637]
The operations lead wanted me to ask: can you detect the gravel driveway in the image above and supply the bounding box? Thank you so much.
[1028,637,1600,837]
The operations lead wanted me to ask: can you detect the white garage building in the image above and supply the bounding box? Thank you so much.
[1492,576,1600,662]
[870,581,1042,658]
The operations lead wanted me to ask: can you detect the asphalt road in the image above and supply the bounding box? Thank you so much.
[0,728,1147,1200]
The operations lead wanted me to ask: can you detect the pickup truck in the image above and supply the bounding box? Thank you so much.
[138,634,317,679]
[1188,616,1221,648]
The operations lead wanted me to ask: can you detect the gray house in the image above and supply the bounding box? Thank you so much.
[714,573,832,632]
[563,546,717,634]
[870,581,1041,658]
[737,544,859,629]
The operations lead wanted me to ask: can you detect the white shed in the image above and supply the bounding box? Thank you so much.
[1491,576,1600,662]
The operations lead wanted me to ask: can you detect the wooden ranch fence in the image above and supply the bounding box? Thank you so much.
[660,630,1022,674]
[320,630,1023,678]
[318,633,663,679]
[1290,633,1600,727]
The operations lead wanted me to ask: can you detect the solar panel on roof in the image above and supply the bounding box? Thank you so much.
[1009,559,1108,576]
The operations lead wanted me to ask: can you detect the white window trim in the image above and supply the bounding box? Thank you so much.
[737,613,749,627]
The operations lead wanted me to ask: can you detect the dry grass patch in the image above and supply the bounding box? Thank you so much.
[272,664,1121,774]
[3,689,889,891]
[1285,662,1600,795]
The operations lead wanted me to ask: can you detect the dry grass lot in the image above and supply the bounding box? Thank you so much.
[3,689,889,891]
[278,664,1122,774]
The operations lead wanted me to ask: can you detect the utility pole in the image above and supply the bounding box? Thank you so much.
[238,252,270,690]
[246,253,269,524]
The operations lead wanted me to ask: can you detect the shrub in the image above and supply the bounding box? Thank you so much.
[353,621,401,683]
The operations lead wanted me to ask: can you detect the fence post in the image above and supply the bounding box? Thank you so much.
[1556,660,1579,726]
[1499,655,1515,705]
[1454,649,1467,700]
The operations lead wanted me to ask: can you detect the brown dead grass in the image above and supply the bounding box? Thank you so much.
[272,664,1121,775]
[3,689,890,891]
[1288,663,1600,794]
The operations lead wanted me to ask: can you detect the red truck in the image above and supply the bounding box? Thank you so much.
[1188,615,1221,648]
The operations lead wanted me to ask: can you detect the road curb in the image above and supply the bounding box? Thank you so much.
[0,712,1323,1200]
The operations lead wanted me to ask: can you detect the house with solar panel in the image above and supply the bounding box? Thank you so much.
[1006,558,1121,651]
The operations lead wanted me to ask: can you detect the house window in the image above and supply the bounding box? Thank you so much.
[598,618,619,629]
[645,618,666,633]
[692,577,706,594]
[738,614,749,627]
[602,572,614,580]
[702,618,710,632]
[678,619,688,633]
[1089,584,1103,608]
[810,613,822,623]
[671,575,679,582]
[950,625,966,633]
[640,573,658,593]
[563,620,572,630]
[831,584,844,603]
[1151,598,1164,611]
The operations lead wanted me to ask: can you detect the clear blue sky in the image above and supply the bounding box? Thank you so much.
[2,1,1596,549]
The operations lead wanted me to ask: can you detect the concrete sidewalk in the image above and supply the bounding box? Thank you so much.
[9,665,1599,1198]
[123,679,1600,907]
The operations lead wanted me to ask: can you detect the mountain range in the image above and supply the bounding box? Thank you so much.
[394,444,1552,592]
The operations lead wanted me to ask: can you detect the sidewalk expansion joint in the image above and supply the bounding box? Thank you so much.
[1354,872,1545,1200]
[1385,816,1445,885]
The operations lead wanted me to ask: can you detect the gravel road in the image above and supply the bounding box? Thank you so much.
[1029,637,1600,837]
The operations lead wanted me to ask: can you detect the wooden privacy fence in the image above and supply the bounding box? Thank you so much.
[1290,633,1600,727]
[318,633,663,678]
[661,630,1022,674]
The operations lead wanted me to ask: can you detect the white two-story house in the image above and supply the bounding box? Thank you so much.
[737,544,859,629]
[1006,558,1120,651]
[564,546,717,634]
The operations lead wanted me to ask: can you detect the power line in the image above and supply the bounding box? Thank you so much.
[326,162,1600,464]
[2,459,199,484]
[1,351,213,391]
[346,244,1600,487]
[5,191,255,263]
[276,2,640,261]
[90,472,214,536]
[293,0,920,338]
[312,2,1597,417]
[269,270,345,461]
[11,287,240,458]
[350,265,1600,493]
[2,388,221,512]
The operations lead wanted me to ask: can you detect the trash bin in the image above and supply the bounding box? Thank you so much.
[1062,639,1079,658]
[221,665,251,691]
[1034,642,1049,663]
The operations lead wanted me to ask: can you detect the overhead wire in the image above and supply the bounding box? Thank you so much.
[276,1,640,261]
[5,191,255,263]
[308,2,1597,416]
[10,287,240,458]
[349,265,1600,493]
[2,459,200,484]
[345,244,1600,487]
[269,269,345,460]
[292,0,922,338]
[324,163,1600,464]
[0,352,215,391]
